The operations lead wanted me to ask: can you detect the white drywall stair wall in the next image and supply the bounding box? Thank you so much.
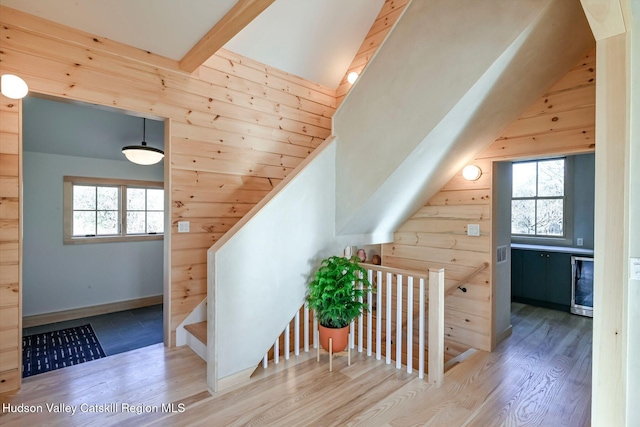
[206,0,594,390]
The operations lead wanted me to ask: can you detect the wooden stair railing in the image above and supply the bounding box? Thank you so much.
[369,262,488,379]
[259,264,446,386]
[448,262,489,295]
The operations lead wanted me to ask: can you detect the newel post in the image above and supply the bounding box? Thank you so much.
[428,268,445,387]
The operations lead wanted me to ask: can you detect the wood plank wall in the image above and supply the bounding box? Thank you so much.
[0,1,404,388]
[336,0,409,106]
[383,48,596,357]
[0,95,22,392]
[0,6,335,355]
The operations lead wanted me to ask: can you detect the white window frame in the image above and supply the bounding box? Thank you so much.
[63,176,164,244]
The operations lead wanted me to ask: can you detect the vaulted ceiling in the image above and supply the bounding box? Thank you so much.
[0,0,384,88]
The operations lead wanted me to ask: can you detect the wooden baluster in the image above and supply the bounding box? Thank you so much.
[429,268,445,387]
[358,274,363,353]
[367,269,373,357]
[329,338,333,372]
[396,274,403,369]
[313,316,318,349]
[350,277,356,350]
[376,270,382,360]
[304,305,309,353]
[294,311,300,356]
[284,323,290,360]
[275,337,280,365]
[263,353,268,369]
[407,276,414,374]
[386,271,392,365]
[419,277,425,379]
[350,319,355,350]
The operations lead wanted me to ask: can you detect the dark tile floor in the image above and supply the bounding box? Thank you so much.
[23,304,164,356]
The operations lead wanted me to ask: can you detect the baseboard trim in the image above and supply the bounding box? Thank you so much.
[215,367,256,393]
[494,325,513,347]
[23,295,163,328]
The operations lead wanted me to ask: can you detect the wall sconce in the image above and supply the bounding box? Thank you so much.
[462,164,482,181]
[1,74,29,99]
[347,71,359,84]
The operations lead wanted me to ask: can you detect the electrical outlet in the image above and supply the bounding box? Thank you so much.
[178,221,190,233]
[467,224,480,237]
[577,238,583,246]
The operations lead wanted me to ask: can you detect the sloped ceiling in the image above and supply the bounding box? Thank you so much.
[0,0,384,88]
[333,0,595,236]
[224,0,384,88]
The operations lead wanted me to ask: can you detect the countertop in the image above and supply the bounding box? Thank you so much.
[511,243,594,256]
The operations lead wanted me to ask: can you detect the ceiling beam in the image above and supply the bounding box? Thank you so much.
[179,0,275,73]
[579,0,628,40]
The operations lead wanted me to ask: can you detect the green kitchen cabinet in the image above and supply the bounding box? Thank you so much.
[511,248,572,310]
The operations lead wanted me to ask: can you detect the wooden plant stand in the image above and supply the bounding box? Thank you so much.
[316,333,351,371]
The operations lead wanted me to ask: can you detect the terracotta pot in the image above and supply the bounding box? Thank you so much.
[318,324,349,352]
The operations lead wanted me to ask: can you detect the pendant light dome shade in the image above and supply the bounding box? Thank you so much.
[122,118,164,165]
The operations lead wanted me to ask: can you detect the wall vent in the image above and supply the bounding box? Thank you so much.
[497,245,508,263]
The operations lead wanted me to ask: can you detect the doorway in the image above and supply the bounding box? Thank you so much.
[20,95,168,373]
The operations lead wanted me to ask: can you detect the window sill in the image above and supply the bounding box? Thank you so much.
[64,234,164,245]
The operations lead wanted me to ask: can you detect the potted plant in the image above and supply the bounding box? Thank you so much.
[306,255,373,352]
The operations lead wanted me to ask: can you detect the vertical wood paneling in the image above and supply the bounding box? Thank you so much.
[384,49,596,357]
[0,95,21,392]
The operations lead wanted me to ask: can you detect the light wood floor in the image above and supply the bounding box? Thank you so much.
[0,303,592,426]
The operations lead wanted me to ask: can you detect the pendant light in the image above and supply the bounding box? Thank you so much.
[122,118,164,165]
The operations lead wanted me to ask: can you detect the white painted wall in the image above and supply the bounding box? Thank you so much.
[334,0,594,236]
[208,139,388,386]
[22,151,164,316]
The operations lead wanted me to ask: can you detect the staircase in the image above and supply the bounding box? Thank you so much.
[182,0,594,392]
[183,322,207,360]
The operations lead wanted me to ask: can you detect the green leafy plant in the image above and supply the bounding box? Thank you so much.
[307,255,373,329]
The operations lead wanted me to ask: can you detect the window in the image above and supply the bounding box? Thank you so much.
[64,176,164,244]
[511,158,565,237]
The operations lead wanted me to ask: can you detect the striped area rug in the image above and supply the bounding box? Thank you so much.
[22,324,106,378]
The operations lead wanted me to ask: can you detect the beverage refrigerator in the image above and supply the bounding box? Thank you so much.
[571,256,594,317]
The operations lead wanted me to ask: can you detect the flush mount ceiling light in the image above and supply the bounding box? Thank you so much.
[1,74,29,99]
[462,164,482,181]
[347,71,359,84]
[122,118,164,165]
